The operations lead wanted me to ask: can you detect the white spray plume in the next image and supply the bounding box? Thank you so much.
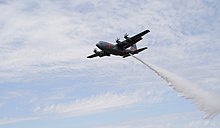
[131,55,220,119]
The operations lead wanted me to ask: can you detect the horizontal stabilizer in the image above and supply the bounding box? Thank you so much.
[123,47,147,58]
[132,47,148,54]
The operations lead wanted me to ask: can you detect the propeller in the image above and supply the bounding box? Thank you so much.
[93,48,98,53]
[124,33,129,39]
[115,38,120,43]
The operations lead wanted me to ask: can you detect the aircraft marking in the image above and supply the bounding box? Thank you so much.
[108,43,111,49]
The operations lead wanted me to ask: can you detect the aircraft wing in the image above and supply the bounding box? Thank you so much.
[117,29,150,49]
[87,51,110,58]
[87,53,99,58]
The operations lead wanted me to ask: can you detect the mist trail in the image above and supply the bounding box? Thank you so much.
[131,55,220,119]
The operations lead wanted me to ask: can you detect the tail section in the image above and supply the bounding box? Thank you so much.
[132,47,148,54]
[130,44,137,51]
[123,46,147,58]
[130,44,147,54]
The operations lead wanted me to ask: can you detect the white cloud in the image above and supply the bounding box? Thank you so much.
[0,116,40,125]
[41,91,142,117]
[0,88,165,125]
[99,112,220,128]
[0,0,219,83]
[0,0,220,127]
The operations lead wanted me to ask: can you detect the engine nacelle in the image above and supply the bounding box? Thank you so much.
[93,48,98,53]
[124,33,132,42]
[115,38,123,46]
[124,35,128,39]
[124,33,129,39]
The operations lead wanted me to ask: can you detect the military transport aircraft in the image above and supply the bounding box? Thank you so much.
[87,29,150,58]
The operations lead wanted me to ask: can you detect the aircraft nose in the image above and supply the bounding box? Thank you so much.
[96,42,102,49]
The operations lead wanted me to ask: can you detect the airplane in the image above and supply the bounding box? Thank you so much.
[87,29,150,58]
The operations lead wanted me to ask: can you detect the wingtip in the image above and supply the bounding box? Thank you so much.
[143,29,150,34]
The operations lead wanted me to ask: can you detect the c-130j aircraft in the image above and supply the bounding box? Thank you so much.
[87,29,150,58]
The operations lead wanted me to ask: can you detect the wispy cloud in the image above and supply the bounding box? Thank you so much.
[0,116,40,125]
[0,91,139,125]
[0,0,219,83]
[40,91,142,117]
[98,112,220,128]
[0,88,165,125]
[0,0,220,127]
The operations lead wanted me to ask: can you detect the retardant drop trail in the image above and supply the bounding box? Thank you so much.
[131,54,220,119]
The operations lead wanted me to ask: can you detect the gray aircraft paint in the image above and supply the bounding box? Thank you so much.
[87,29,150,58]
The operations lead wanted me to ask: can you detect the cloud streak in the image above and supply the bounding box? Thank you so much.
[0,91,144,125]
[0,0,220,127]
[0,116,40,125]
[41,91,142,117]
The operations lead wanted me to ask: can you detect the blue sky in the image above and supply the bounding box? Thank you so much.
[0,0,220,127]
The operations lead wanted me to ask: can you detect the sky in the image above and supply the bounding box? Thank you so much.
[0,0,220,128]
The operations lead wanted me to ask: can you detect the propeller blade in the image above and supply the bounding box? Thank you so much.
[115,38,120,43]
[124,33,129,39]
[93,48,97,53]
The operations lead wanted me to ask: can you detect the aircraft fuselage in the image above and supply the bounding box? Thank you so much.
[87,29,150,58]
[96,41,130,56]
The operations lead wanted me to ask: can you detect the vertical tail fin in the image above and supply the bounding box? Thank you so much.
[130,44,137,51]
